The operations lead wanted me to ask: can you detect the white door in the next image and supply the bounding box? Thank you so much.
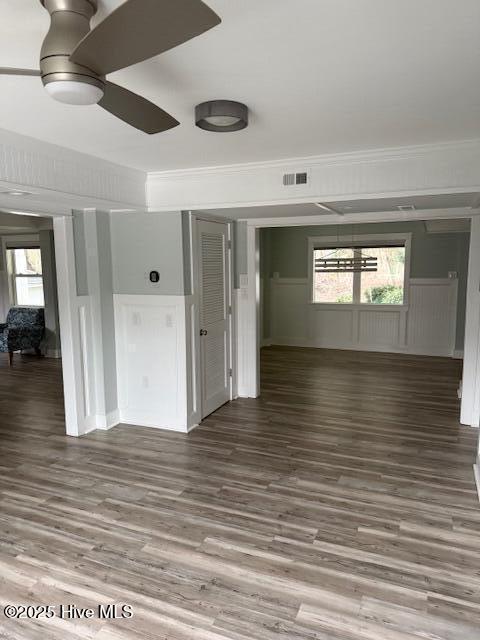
[197,219,231,418]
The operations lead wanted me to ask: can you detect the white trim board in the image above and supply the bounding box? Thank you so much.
[474,459,480,504]
[147,139,480,211]
[246,207,476,229]
[95,409,120,431]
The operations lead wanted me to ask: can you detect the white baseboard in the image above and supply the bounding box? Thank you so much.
[453,349,464,359]
[119,409,188,433]
[268,337,455,358]
[45,349,62,359]
[261,338,273,347]
[474,459,480,504]
[96,409,121,431]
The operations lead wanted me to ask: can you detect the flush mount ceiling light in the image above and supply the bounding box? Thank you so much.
[195,100,248,132]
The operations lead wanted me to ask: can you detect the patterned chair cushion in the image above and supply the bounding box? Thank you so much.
[6,307,44,328]
[0,307,45,353]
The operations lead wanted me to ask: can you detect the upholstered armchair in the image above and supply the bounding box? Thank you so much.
[0,307,45,366]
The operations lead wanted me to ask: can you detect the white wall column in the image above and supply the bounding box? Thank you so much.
[461,216,480,427]
[242,225,260,398]
[53,216,91,436]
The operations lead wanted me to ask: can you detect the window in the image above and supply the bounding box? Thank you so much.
[312,243,406,305]
[6,247,45,307]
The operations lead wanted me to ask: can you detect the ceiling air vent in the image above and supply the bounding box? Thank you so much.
[397,204,416,212]
[283,171,308,186]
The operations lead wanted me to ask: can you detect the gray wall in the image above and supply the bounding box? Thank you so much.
[39,230,61,355]
[72,210,89,297]
[257,221,470,351]
[111,212,186,295]
[96,211,117,413]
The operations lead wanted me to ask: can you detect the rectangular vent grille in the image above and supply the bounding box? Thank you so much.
[283,172,308,186]
[296,172,308,185]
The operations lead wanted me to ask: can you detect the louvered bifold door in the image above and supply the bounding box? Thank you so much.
[198,220,231,418]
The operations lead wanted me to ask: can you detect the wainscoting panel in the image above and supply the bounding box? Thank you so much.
[114,294,188,432]
[407,279,458,355]
[358,309,401,347]
[268,277,458,357]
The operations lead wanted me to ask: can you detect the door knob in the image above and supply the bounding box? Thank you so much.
[200,329,208,336]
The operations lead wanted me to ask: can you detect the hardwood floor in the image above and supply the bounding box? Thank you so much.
[0,348,479,639]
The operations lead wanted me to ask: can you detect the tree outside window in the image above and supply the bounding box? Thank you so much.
[313,245,405,305]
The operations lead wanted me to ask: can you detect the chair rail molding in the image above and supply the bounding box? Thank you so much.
[0,127,147,215]
[147,139,480,211]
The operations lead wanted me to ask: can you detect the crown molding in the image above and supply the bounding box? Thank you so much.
[148,139,480,181]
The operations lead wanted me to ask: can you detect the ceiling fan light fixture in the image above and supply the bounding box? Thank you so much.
[44,80,104,105]
[195,100,248,132]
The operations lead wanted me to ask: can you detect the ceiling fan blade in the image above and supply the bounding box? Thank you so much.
[98,81,179,134]
[70,0,221,76]
[0,67,40,76]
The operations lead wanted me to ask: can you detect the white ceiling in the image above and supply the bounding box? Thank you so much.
[210,193,480,220]
[0,211,51,233]
[1,0,480,172]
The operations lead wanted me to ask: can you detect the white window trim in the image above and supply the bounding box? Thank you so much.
[307,232,412,307]
[4,240,45,308]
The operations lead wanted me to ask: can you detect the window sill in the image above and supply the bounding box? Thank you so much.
[308,302,408,309]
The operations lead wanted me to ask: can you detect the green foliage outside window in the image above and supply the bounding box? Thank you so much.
[364,284,403,304]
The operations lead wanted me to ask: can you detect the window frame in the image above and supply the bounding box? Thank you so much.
[4,241,45,308]
[308,232,411,307]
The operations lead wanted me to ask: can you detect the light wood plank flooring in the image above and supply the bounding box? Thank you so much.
[0,348,479,639]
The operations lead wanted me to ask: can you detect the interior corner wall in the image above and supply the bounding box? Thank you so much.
[95,211,117,415]
[39,229,61,357]
[111,211,186,296]
[110,211,192,432]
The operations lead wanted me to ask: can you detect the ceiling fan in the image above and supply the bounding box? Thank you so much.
[0,0,221,133]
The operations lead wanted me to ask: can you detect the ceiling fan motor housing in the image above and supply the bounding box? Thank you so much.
[39,0,105,93]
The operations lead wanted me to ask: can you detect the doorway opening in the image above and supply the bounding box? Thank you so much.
[0,212,65,438]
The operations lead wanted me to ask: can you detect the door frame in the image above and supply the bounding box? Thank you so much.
[190,212,235,423]
[240,208,480,429]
